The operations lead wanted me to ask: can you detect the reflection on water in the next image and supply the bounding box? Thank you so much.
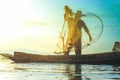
[0,59,120,80]
[65,64,82,80]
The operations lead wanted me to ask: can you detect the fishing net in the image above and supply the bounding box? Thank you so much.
[54,13,103,54]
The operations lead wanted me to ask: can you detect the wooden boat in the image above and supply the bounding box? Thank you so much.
[2,51,120,64]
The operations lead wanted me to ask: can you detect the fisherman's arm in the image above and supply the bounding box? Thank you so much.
[81,20,92,41]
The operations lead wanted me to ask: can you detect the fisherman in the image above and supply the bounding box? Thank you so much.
[64,5,92,56]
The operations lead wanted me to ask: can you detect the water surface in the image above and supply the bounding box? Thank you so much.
[0,58,120,80]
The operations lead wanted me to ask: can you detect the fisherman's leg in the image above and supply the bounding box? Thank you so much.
[64,43,73,56]
[74,38,81,56]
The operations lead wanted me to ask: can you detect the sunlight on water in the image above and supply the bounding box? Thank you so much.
[0,58,120,80]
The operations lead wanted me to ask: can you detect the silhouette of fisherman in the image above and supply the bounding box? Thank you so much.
[64,5,92,56]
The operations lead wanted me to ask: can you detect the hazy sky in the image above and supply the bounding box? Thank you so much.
[0,0,120,54]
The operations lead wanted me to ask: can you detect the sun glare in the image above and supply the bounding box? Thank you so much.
[0,0,53,51]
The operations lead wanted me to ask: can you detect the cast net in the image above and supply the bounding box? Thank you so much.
[54,13,103,54]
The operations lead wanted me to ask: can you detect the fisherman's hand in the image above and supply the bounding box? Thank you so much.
[89,36,92,42]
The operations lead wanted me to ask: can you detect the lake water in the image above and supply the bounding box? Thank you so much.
[0,58,120,80]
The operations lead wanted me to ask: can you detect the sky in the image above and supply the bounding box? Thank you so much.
[0,0,120,54]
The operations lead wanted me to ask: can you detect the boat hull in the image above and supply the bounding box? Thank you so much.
[12,51,120,64]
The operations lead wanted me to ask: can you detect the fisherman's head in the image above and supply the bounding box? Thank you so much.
[77,10,82,15]
[75,10,82,19]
